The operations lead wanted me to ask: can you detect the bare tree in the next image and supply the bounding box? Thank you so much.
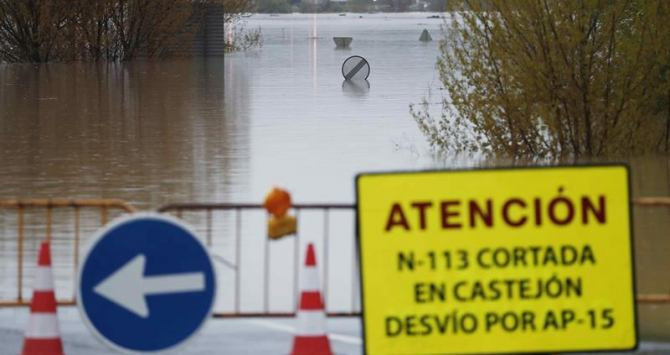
[223,0,261,52]
[0,0,71,62]
[0,0,212,62]
[110,0,197,61]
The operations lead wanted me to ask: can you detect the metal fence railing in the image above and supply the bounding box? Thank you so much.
[0,199,135,307]
[631,197,670,304]
[0,197,669,315]
[157,203,358,318]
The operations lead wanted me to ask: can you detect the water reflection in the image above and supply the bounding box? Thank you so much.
[342,80,370,97]
[0,58,252,307]
[0,59,250,208]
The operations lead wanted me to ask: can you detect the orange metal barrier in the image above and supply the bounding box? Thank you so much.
[0,199,135,307]
[0,197,669,314]
[159,198,670,317]
[633,197,670,304]
[157,203,357,318]
[633,197,670,207]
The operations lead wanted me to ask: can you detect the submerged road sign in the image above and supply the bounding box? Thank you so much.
[342,55,370,81]
[356,166,637,355]
[78,213,216,353]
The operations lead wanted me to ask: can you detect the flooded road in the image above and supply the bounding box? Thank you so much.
[1,12,670,347]
[0,13,443,208]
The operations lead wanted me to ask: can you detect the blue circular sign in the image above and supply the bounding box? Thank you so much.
[77,213,216,353]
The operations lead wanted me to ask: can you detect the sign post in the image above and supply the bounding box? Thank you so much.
[77,213,216,354]
[356,165,637,354]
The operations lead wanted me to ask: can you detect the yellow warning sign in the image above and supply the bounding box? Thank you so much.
[356,166,637,355]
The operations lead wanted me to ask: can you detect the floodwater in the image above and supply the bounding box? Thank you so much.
[0,12,670,350]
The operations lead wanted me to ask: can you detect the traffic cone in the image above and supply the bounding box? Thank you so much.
[291,243,332,355]
[22,241,64,355]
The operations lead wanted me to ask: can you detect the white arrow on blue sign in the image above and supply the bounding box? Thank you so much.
[77,213,216,354]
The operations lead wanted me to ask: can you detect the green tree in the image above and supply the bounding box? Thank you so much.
[347,0,371,12]
[412,0,670,160]
[255,0,292,13]
[298,0,336,13]
[224,0,252,24]
[375,0,412,12]
[428,0,447,12]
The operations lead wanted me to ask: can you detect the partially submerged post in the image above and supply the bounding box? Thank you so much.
[419,29,432,42]
[333,37,353,49]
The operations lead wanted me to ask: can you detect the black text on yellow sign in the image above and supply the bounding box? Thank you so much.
[356,166,637,355]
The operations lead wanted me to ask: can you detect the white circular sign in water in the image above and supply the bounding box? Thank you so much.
[342,55,370,81]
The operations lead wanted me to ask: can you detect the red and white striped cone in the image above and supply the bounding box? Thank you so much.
[22,241,64,355]
[291,243,332,355]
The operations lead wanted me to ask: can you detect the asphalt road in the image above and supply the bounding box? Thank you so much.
[2,308,670,354]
